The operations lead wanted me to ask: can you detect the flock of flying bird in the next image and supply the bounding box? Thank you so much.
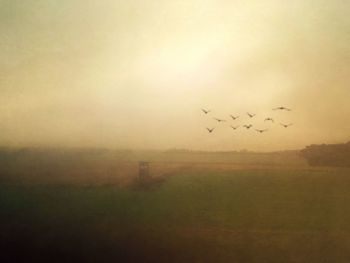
[202,107,293,134]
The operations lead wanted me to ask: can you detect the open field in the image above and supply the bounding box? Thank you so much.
[1,149,350,262]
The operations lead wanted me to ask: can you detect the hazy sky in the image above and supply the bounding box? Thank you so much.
[0,0,349,151]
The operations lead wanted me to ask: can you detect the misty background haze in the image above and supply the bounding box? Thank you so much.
[0,0,349,151]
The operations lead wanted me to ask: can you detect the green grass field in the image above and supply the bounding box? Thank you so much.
[1,164,350,262]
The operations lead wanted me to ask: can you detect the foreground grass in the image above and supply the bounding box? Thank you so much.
[1,168,350,262]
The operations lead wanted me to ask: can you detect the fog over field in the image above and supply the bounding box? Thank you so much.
[0,0,349,151]
[1,2,350,261]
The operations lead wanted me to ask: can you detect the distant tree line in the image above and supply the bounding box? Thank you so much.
[300,142,350,167]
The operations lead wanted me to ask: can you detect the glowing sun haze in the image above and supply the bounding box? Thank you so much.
[0,0,349,151]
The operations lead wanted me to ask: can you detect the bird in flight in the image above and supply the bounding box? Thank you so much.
[230,115,239,120]
[206,127,215,133]
[247,112,256,118]
[273,106,291,111]
[243,124,253,129]
[231,125,239,130]
[255,129,268,133]
[264,118,274,122]
[214,118,226,122]
[201,109,211,114]
[280,123,293,128]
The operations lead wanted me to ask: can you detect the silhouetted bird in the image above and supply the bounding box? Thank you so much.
[230,115,239,120]
[264,118,274,122]
[231,125,239,130]
[243,124,253,129]
[214,118,226,123]
[206,127,215,133]
[280,123,293,128]
[255,129,268,133]
[202,109,211,114]
[273,106,291,111]
[247,112,256,118]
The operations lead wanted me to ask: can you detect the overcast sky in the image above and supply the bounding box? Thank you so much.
[0,0,349,151]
